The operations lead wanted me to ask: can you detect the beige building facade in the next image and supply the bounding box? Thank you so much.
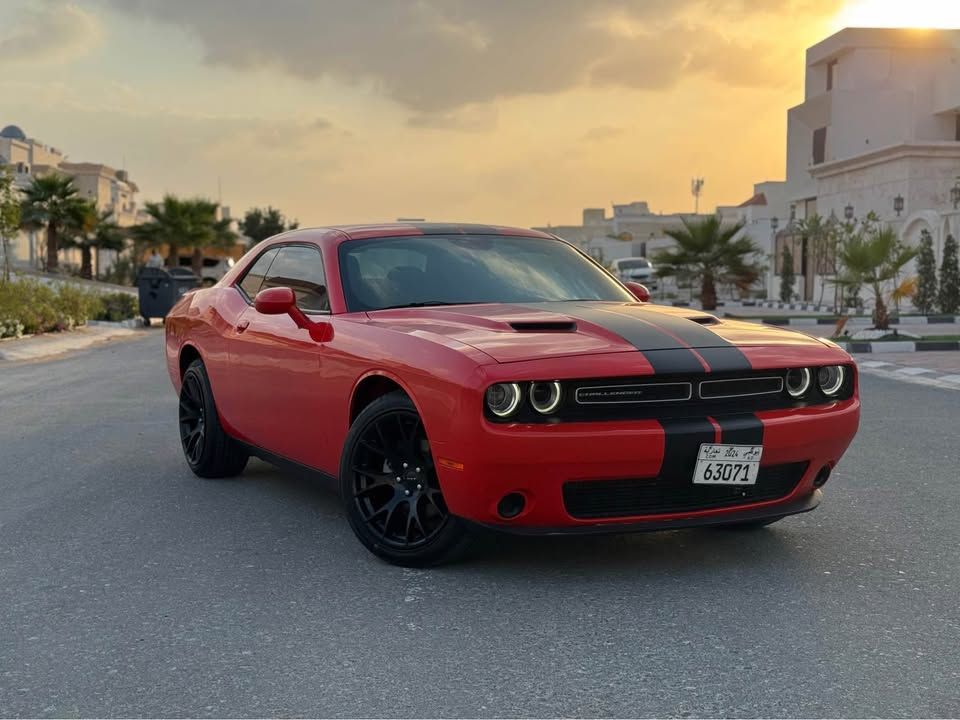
[0,124,141,274]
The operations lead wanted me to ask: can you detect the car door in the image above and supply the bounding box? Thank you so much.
[226,244,333,468]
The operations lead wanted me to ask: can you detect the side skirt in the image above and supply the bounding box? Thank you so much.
[239,442,340,493]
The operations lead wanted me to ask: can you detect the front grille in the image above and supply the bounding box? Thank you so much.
[562,462,808,519]
[699,375,784,399]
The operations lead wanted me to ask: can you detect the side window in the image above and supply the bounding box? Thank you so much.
[238,248,279,299]
[261,246,329,312]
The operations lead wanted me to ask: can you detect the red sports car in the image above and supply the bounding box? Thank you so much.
[165,223,860,566]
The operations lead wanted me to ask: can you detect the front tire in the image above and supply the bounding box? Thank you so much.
[179,359,249,478]
[340,392,468,567]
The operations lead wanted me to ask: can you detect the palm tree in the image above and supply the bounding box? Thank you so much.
[795,213,840,306]
[131,195,193,267]
[835,224,917,330]
[654,216,761,310]
[62,203,126,279]
[19,174,87,271]
[133,196,237,276]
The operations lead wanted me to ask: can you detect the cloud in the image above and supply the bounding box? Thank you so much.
[581,126,626,143]
[101,0,827,113]
[407,105,499,133]
[0,1,103,66]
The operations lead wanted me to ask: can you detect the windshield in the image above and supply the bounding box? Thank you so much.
[616,258,650,270]
[339,235,633,311]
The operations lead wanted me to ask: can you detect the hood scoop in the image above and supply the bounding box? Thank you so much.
[508,320,578,333]
[687,315,719,325]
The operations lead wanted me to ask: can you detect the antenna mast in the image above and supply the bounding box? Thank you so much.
[691,177,705,214]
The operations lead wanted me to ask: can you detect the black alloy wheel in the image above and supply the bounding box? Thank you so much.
[178,359,248,478]
[341,392,468,566]
[351,409,448,547]
[179,371,206,465]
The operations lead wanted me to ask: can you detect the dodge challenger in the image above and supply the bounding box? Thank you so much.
[165,223,860,566]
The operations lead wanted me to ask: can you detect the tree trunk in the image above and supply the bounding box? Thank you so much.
[191,248,203,278]
[1,236,11,283]
[873,285,889,330]
[700,272,717,310]
[80,246,93,280]
[165,242,178,267]
[46,224,59,271]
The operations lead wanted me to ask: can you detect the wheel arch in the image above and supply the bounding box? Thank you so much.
[179,343,203,379]
[349,371,424,426]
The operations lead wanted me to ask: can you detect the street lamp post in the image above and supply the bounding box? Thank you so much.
[894,195,905,217]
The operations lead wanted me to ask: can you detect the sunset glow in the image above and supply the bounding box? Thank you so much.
[835,0,960,30]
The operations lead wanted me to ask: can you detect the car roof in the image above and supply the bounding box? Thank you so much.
[278,222,557,243]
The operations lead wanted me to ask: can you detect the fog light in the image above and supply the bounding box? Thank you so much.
[786,368,812,398]
[813,466,832,488]
[817,365,845,396]
[497,492,526,519]
[485,383,522,418]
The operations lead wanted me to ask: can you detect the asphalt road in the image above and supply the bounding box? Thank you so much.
[1,333,958,718]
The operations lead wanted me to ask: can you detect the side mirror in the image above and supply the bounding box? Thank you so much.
[624,281,651,303]
[254,286,297,315]
[253,286,333,343]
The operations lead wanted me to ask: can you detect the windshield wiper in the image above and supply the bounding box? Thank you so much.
[376,301,481,310]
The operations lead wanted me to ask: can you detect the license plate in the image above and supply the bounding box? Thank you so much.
[693,444,763,485]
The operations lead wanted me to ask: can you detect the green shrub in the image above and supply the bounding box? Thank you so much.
[0,279,108,337]
[95,292,139,322]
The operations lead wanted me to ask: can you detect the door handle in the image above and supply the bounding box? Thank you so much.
[236,320,250,333]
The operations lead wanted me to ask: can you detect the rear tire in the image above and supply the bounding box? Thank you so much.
[340,392,469,567]
[179,359,249,478]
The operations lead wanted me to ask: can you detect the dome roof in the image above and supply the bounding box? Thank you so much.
[0,125,27,140]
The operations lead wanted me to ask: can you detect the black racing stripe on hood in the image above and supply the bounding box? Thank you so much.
[713,414,764,446]
[658,418,715,479]
[519,302,705,374]
[595,305,753,373]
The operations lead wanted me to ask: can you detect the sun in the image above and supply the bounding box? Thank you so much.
[834,0,960,29]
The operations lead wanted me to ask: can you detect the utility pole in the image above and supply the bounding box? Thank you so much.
[691,177,705,214]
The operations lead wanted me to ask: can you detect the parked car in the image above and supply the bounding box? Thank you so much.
[177,255,235,287]
[164,223,860,567]
[611,256,659,291]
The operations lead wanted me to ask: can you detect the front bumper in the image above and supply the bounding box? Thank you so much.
[430,398,859,530]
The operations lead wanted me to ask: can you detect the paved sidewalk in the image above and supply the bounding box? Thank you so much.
[854,351,960,391]
[0,325,149,362]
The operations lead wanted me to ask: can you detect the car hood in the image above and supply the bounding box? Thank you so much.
[364,302,827,364]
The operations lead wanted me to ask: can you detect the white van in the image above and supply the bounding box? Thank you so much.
[610,257,658,291]
[178,256,236,286]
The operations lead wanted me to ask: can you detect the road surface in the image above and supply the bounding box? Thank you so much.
[1,334,958,717]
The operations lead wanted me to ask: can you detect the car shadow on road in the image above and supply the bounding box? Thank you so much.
[231,459,812,577]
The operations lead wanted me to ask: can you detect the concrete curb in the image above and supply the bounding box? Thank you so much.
[87,318,144,329]
[726,314,960,327]
[838,340,960,353]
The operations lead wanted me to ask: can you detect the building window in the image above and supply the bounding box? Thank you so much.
[827,60,837,91]
[812,127,827,165]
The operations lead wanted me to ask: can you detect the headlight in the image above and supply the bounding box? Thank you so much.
[817,365,845,396]
[785,367,812,398]
[485,383,522,418]
[529,381,562,414]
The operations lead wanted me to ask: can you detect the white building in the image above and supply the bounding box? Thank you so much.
[764,27,960,304]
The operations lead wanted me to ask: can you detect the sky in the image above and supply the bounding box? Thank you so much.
[1,0,958,228]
